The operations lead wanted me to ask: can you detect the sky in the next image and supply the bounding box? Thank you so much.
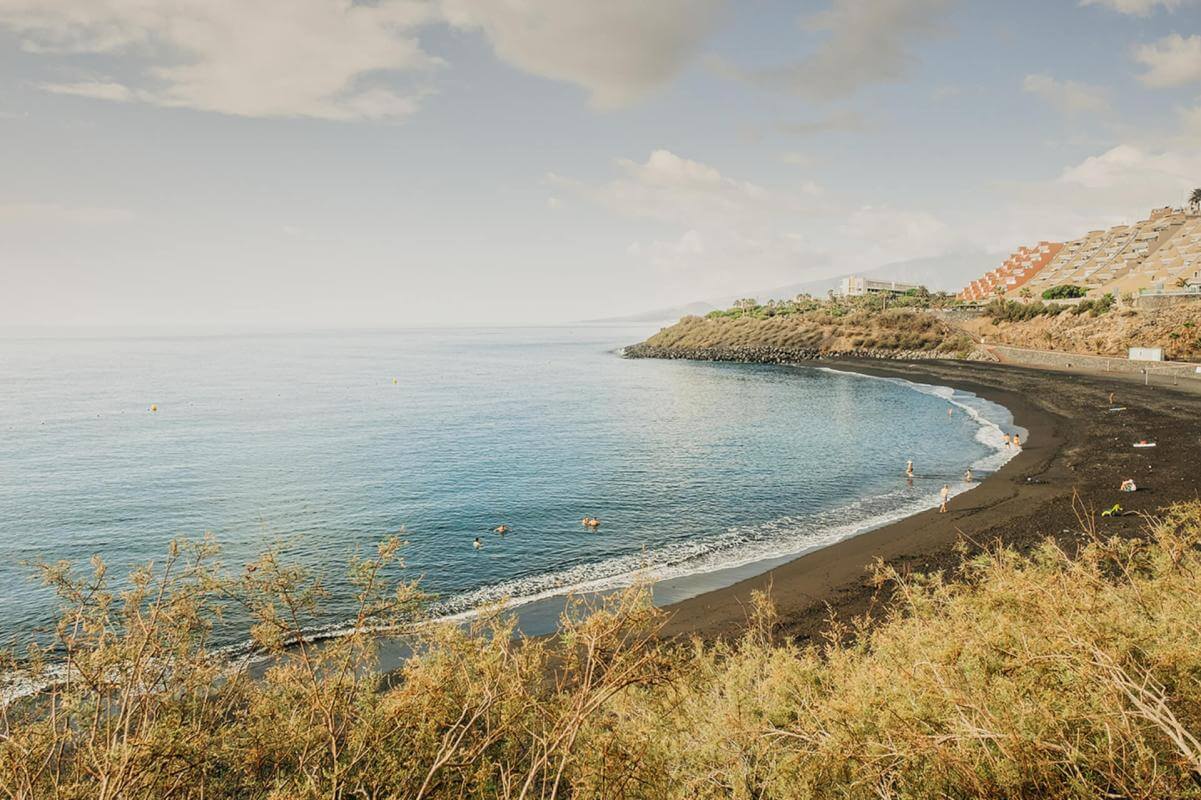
[1,0,1200,329]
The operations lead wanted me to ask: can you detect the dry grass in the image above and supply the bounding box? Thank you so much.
[645,310,971,355]
[962,302,1201,361]
[4,503,1201,798]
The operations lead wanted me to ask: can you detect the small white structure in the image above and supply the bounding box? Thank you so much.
[839,275,921,297]
[1128,347,1163,362]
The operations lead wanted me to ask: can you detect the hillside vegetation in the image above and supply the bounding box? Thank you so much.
[635,293,1201,363]
[4,504,1201,798]
[642,307,973,357]
[967,301,1201,361]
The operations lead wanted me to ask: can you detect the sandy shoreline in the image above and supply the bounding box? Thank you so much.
[655,357,1201,644]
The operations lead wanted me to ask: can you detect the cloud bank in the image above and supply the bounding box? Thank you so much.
[0,0,440,120]
[0,0,725,118]
[744,0,955,100]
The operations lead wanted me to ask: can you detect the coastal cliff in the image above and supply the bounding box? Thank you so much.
[624,308,982,363]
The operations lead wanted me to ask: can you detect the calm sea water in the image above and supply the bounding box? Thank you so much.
[0,326,1017,651]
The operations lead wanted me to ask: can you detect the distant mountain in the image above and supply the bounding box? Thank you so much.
[583,301,720,324]
[714,251,1004,307]
[581,250,1003,324]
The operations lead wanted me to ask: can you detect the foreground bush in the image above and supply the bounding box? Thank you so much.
[4,503,1201,798]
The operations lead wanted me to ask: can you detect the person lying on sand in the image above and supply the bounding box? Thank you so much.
[1120,479,1137,492]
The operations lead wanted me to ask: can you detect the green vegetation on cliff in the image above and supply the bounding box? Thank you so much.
[5,504,1201,798]
[644,306,973,356]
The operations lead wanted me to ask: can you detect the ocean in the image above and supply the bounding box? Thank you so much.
[0,325,1019,653]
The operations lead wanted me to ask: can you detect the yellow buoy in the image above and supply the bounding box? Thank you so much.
[150,404,158,412]
[392,378,398,385]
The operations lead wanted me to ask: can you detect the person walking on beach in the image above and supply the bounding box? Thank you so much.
[939,484,950,513]
[1012,433,1021,449]
[1003,433,1011,448]
[905,459,914,478]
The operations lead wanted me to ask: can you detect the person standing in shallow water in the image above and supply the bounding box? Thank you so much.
[939,484,950,513]
[906,459,914,478]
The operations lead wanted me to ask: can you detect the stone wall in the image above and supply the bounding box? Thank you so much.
[989,345,1201,387]
[1133,293,1201,311]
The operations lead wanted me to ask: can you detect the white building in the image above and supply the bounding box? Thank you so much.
[839,275,922,297]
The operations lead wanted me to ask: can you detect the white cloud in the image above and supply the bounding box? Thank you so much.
[441,0,725,109]
[576,149,778,230]
[1022,74,1110,114]
[970,142,1201,250]
[1080,0,1196,14]
[558,149,959,297]
[0,0,439,120]
[1059,144,1201,198]
[745,0,954,100]
[3,0,725,117]
[1133,34,1201,88]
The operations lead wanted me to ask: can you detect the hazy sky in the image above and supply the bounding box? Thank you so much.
[2,0,1200,329]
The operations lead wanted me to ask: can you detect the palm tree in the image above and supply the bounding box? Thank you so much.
[1191,187,1201,212]
[1019,286,1033,301]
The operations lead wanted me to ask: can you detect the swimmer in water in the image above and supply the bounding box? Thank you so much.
[947,406,953,417]
[473,537,483,550]
[493,524,509,535]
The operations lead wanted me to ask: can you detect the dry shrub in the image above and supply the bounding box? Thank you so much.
[4,503,1201,798]
[644,309,964,356]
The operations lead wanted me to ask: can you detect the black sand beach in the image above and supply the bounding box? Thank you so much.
[658,358,1201,643]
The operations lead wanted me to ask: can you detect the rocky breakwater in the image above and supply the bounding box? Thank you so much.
[621,343,957,364]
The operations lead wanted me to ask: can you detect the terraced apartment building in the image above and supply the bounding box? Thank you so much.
[960,242,1062,301]
[960,206,1201,301]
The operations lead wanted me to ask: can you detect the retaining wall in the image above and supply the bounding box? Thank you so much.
[989,345,1201,387]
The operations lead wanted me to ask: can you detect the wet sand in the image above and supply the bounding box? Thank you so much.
[659,358,1201,644]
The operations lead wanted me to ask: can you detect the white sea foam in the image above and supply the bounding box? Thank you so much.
[426,369,1024,623]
